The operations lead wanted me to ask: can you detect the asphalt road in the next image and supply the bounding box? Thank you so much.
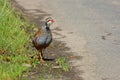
[15,0,120,80]
[38,0,120,80]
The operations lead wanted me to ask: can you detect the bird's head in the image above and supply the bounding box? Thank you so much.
[45,17,55,26]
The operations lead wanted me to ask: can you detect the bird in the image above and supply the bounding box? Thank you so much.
[32,17,55,62]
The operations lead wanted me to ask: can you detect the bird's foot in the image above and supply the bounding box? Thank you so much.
[40,59,45,62]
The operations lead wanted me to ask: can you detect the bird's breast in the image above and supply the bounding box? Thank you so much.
[36,34,52,47]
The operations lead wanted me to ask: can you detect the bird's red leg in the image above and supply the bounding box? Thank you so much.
[40,50,45,62]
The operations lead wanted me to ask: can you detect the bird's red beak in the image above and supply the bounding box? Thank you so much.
[49,20,55,23]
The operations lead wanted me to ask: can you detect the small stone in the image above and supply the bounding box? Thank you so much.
[23,63,32,67]
[52,66,62,69]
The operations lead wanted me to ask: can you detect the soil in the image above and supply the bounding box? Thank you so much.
[10,0,82,80]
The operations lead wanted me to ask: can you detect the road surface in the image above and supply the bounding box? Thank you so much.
[15,0,120,80]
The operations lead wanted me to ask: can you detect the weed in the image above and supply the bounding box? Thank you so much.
[56,57,70,71]
[0,0,31,79]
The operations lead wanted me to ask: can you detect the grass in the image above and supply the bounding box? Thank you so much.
[0,0,29,53]
[0,0,31,80]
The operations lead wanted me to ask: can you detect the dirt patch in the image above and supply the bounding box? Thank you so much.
[19,40,82,80]
[11,0,83,80]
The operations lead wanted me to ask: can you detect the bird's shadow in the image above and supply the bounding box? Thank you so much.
[43,58,55,61]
